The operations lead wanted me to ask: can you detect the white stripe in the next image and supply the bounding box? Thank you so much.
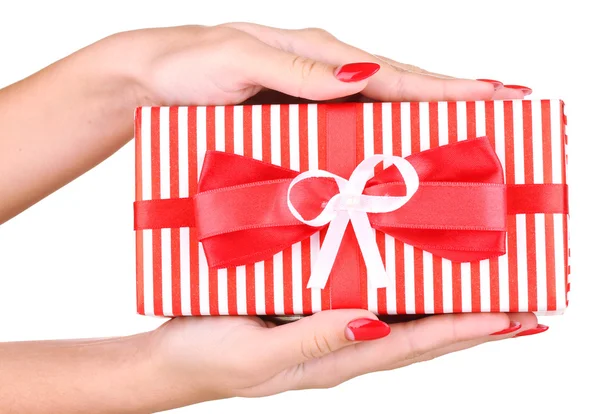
[233,105,244,155]
[215,106,225,151]
[479,259,491,312]
[254,262,266,315]
[252,105,262,160]
[554,214,566,310]
[273,252,284,314]
[401,103,411,156]
[162,229,172,316]
[532,101,544,184]
[180,228,191,315]
[140,108,153,315]
[178,108,191,315]
[512,101,528,311]
[498,236,509,311]
[516,214,528,311]
[197,107,209,316]
[289,105,300,170]
[475,101,486,136]
[236,266,247,315]
[404,245,415,314]
[535,213,547,311]
[159,108,172,316]
[143,230,154,315]
[141,107,152,201]
[550,100,563,184]
[438,102,449,146]
[461,262,472,312]
[271,105,282,166]
[363,104,378,312]
[382,103,396,314]
[423,251,434,313]
[308,104,321,312]
[456,101,467,141]
[419,103,434,314]
[217,268,228,315]
[441,259,452,313]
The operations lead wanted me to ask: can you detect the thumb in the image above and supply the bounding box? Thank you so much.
[246,43,380,100]
[261,310,391,368]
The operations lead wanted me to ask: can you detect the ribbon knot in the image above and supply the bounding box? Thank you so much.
[287,155,420,290]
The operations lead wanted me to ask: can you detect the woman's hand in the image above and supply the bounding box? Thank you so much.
[141,310,539,410]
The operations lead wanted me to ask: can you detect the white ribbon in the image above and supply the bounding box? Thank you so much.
[287,155,420,290]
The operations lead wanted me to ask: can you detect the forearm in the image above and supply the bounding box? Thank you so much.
[0,32,147,223]
[0,333,165,413]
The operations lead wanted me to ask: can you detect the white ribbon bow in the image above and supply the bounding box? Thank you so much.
[287,155,420,290]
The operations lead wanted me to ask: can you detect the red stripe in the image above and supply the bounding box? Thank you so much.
[318,105,331,311]
[299,104,312,314]
[392,103,405,314]
[372,103,387,314]
[206,107,219,315]
[504,101,519,312]
[261,105,275,315]
[410,103,424,314]
[429,103,443,314]
[447,103,461,312]
[169,108,182,316]
[485,101,500,312]
[188,107,200,315]
[541,100,556,310]
[224,106,237,316]
[243,106,256,315]
[150,107,163,316]
[356,104,368,309]
[522,101,537,311]
[134,108,144,314]
[280,105,293,315]
[466,102,481,313]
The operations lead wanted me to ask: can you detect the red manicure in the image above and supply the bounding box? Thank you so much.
[514,324,549,337]
[346,318,390,341]
[504,84,533,96]
[335,62,381,82]
[491,321,522,335]
[476,79,504,90]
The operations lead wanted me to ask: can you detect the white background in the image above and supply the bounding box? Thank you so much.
[0,0,598,413]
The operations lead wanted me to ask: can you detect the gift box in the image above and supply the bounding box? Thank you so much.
[133,100,569,317]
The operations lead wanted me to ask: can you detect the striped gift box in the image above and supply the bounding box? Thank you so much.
[134,100,569,317]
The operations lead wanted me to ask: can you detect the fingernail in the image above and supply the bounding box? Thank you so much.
[491,321,522,335]
[476,79,504,90]
[345,318,390,341]
[504,84,533,96]
[514,324,549,337]
[334,62,381,82]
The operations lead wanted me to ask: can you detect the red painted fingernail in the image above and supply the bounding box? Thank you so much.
[477,79,504,90]
[504,84,533,96]
[491,321,522,335]
[345,318,390,341]
[334,62,381,82]
[514,324,549,337]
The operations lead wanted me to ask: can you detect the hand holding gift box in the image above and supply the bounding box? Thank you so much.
[134,100,569,317]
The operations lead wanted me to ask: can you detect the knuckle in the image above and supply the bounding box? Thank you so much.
[302,27,336,40]
[300,332,334,360]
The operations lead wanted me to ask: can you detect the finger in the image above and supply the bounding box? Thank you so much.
[391,312,539,369]
[258,309,390,368]
[293,313,509,389]
[374,55,455,79]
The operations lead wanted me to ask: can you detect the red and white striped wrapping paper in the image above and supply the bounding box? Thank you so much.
[134,100,569,316]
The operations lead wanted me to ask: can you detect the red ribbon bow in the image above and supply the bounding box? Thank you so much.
[135,137,567,274]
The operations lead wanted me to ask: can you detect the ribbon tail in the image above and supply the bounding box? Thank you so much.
[306,212,350,290]
[350,211,390,289]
